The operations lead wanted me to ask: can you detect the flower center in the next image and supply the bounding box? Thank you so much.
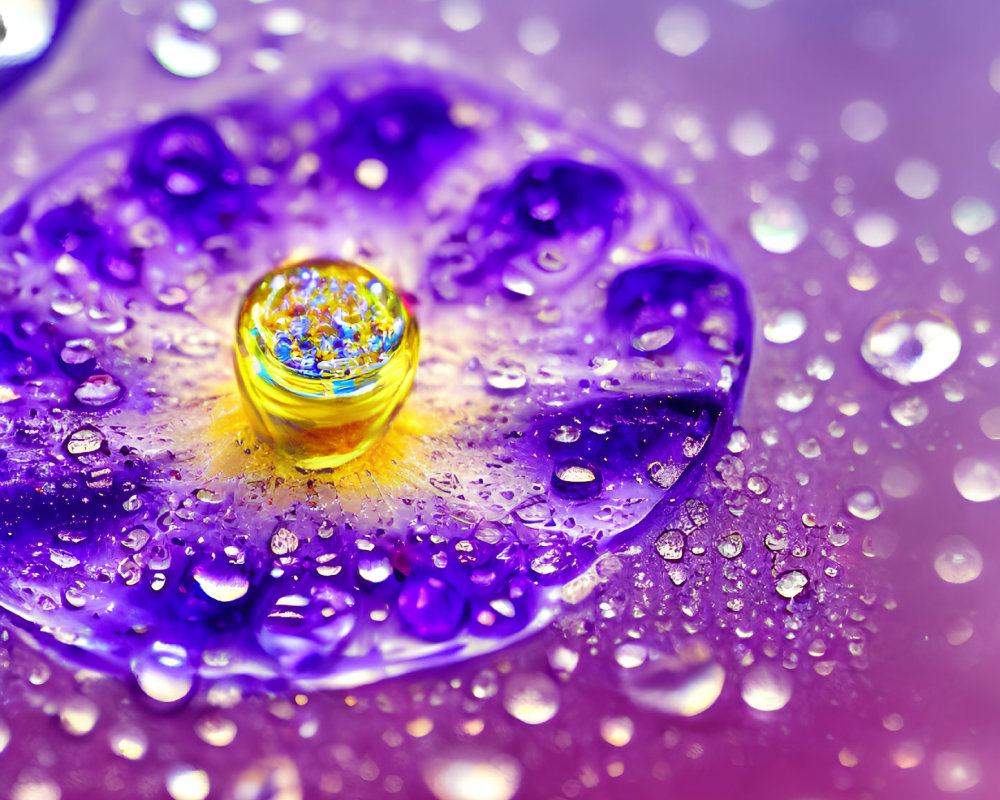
[233,258,419,469]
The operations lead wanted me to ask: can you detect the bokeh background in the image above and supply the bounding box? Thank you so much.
[1,1,998,798]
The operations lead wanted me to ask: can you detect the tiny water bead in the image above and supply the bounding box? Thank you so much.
[233,258,419,470]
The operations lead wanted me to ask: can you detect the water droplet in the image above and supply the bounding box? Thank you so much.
[841,99,887,142]
[175,0,217,32]
[440,0,483,32]
[775,382,814,413]
[854,213,898,248]
[424,755,522,800]
[166,766,210,800]
[192,564,250,602]
[727,112,774,156]
[149,23,220,78]
[355,158,388,190]
[952,196,996,235]
[74,374,123,406]
[261,7,305,36]
[655,5,710,57]
[549,424,580,444]
[517,16,560,55]
[717,532,744,558]
[762,309,806,343]
[269,528,299,556]
[933,751,981,793]
[551,459,602,499]
[861,309,961,385]
[895,158,939,199]
[933,536,983,584]
[741,663,792,711]
[622,656,725,717]
[655,529,684,561]
[846,487,883,520]
[775,569,808,598]
[749,197,808,254]
[358,550,393,583]
[0,0,57,65]
[65,426,105,456]
[132,643,194,703]
[954,458,1000,502]
[980,407,1000,439]
[888,395,929,427]
[600,716,635,747]
[485,361,527,392]
[59,697,99,735]
[503,673,559,725]
[109,727,147,760]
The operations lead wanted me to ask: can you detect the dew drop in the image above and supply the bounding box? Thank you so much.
[261,7,305,36]
[517,16,560,56]
[749,197,808,254]
[502,673,559,725]
[952,196,997,236]
[74,374,123,406]
[109,727,147,760]
[775,569,808,598]
[166,766,210,800]
[440,0,483,32]
[355,158,388,190]
[485,361,527,392]
[192,564,250,602]
[846,487,882,520]
[132,643,194,703]
[895,158,939,199]
[854,213,898,248]
[717,532,744,558]
[149,23,220,78]
[551,459,602,499]
[727,112,774,157]
[933,536,983,584]
[861,309,961,385]
[622,656,725,717]
[424,755,522,800]
[654,5,710,57]
[933,751,981,793]
[358,551,393,583]
[953,457,1000,502]
[740,663,792,711]
[841,99,887,142]
[762,309,806,344]
[888,395,929,427]
[654,529,684,561]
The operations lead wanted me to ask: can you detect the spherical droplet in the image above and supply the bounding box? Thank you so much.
[762,308,806,344]
[888,395,929,427]
[841,99,887,142]
[551,459,602,499]
[440,0,483,32]
[655,5,710,57]
[846,487,883,520]
[149,23,221,78]
[952,196,997,236]
[749,197,808,254]
[234,259,419,470]
[424,755,522,800]
[933,751,981,793]
[934,536,983,584]
[166,766,210,800]
[954,458,1000,502]
[727,112,774,157]
[895,158,939,199]
[503,673,559,725]
[775,569,808,598]
[854,212,898,248]
[861,309,961,385]
[517,16,560,56]
[741,663,792,711]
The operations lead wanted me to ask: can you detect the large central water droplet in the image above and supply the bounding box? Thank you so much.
[233,258,420,470]
[860,308,961,385]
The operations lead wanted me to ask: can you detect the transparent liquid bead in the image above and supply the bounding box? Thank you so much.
[861,309,961,385]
